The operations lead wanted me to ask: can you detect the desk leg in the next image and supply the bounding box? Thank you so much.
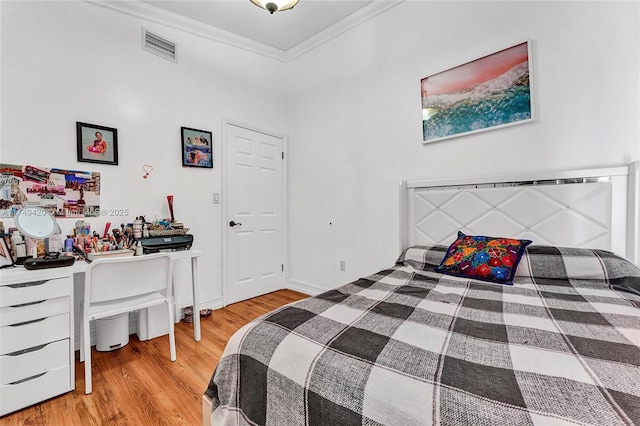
[191,257,201,341]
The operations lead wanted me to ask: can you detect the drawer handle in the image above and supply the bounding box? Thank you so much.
[10,317,46,327]
[9,300,46,308]
[7,280,48,288]
[9,371,47,385]
[6,343,48,356]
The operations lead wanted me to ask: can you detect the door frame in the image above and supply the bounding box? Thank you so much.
[221,118,288,307]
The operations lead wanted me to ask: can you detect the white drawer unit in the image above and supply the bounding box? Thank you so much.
[0,277,70,306]
[0,340,70,385]
[0,296,70,327]
[0,270,75,417]
[0,313,70,355]
[0,366,71,417]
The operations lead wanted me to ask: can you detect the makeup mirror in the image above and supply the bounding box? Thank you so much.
[15,207,57,239]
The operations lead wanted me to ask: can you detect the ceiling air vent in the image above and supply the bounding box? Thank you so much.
[142,28,177,63]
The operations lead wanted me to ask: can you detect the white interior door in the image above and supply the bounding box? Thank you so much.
[225,123,284,305]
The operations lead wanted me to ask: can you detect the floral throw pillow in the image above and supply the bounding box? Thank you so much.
[434,231,532,284]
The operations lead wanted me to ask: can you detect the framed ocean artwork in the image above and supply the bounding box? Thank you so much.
[421,41,534,144]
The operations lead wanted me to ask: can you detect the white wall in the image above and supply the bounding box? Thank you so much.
[0,1,288,308]
[2,1,639,298]
[286,1,640,292]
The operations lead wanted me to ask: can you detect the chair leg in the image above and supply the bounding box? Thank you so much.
[167,302,177,361]
[79,303,85,363]
[84,318,92,394]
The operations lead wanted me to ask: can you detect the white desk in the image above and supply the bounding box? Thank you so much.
[166,249,204,341]
[0,249,203,415]
[4,249,205,342]
[74,249,204,341]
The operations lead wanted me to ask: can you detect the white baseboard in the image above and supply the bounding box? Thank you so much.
[200,296,224,311]
[176,296,224,312]
[286,279,327,296]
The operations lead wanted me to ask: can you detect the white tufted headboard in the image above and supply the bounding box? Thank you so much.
[400,162,639,264]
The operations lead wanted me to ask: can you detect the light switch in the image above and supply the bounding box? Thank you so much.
[213,193,220,204]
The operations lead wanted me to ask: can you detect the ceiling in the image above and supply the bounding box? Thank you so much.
[142,1,375,51]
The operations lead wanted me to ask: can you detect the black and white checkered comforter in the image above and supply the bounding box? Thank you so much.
[206,245,640,425]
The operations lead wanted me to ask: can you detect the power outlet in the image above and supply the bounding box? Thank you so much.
[340,260,346,271]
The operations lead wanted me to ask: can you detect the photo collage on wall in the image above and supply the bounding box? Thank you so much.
[0,163,101,218]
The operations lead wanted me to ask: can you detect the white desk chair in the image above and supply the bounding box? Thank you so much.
[79,253,176,394]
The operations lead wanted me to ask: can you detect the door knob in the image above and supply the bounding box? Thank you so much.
[229,221,242,227]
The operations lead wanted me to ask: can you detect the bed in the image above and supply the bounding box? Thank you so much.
[204,162,640,425]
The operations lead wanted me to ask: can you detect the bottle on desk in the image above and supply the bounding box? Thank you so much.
[10,231,22,253]
[135,241,143,256]
[15,242,26,258]
[64,238,74,253]
[46,234,63,253]
[133,220,142,239]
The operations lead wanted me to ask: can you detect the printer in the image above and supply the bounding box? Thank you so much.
[139,234,193,254]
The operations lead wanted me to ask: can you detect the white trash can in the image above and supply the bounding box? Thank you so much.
[96,312,130,351]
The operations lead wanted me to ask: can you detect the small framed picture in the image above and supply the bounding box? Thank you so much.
[0,236,14,268]
[181,127,213,168]
[76,122,118,165]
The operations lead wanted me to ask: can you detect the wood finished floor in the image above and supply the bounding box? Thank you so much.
[0,290,308,426]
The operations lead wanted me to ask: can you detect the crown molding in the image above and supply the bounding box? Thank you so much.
[85,0,287,62]
[85,0,403,63]
[284,1,404,62]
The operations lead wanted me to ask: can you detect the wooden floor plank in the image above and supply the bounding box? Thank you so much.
[0,290,308,425]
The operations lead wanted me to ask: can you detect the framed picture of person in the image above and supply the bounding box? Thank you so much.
[181,127,213,168]
[76,122,119,165]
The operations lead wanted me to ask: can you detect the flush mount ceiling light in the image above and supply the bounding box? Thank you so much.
[250,0,299,14]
